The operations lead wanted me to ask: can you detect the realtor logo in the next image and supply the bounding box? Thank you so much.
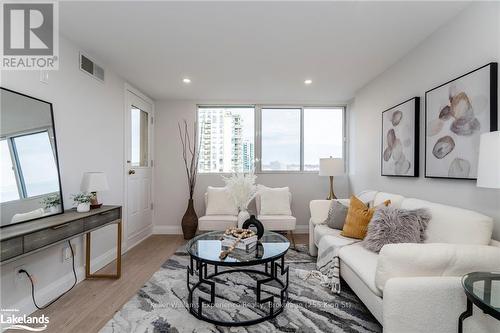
[1,1,59,70]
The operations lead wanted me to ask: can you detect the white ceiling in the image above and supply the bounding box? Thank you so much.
[60,1,469,103]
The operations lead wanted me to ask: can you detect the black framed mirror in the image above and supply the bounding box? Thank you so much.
[0,87,64,227]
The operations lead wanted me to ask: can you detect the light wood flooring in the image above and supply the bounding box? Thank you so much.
[25,233,308,333]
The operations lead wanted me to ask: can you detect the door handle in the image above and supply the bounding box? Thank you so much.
[128,169,136,175]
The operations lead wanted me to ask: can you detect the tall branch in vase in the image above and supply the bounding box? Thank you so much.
[178,120,200,239]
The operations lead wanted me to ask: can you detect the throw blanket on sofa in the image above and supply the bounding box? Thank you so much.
[315,235,360,294]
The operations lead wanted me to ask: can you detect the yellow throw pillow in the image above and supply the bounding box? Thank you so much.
[341,196,390,239]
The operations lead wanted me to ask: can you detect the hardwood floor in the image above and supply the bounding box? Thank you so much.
[27,233,308,333]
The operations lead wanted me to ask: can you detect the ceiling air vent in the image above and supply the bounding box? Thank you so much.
[79,52,105,82]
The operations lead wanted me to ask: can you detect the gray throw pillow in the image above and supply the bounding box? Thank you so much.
[325,200,349,230]
[362,207,431,253]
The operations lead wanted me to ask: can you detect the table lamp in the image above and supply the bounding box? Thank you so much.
[477,131,500,189]
[319,157,345,200]
[81,172,109,209]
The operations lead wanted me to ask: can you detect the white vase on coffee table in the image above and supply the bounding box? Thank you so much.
[238,210,250,228]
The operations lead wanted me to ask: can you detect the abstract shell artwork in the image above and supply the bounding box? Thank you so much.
[382,97,419,177]
[425,63,498,179]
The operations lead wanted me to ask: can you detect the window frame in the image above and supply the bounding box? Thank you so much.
[1,128,58,201]
[196,105,257,174]
[196,104,347,174]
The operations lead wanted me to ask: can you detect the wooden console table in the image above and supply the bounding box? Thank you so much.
[0,205,122,279]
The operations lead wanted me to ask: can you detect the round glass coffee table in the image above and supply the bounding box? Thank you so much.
[459,272,500,333]
[186,230,290,326]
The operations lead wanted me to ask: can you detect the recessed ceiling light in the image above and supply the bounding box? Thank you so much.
[182,78,191,84]
[304,79,312,85]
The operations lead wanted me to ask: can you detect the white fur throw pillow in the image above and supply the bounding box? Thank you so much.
[362,207,431,253]
[259,187,292,215]
[205,187,238,215]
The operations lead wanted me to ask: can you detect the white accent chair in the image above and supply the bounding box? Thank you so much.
[198,187,238,231]
[255,188,297,247]
[309,190,500,333]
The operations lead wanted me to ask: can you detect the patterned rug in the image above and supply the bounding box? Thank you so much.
[101,245,381,333]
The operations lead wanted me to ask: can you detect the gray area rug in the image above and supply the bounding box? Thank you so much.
[101,245,381,333]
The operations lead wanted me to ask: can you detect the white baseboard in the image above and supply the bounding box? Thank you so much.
[153,225,182,234]
[14,246,117,316]
[127,224,154,251]
[152,224,309,234]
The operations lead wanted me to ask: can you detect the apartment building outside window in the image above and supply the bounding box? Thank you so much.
[197,105,344,173]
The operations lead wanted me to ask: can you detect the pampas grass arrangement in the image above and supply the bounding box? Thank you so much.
[222,173,257,212]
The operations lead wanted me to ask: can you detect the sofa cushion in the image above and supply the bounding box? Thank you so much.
[339,243,382,297]
[373,192,405,208]
[257,215,296,231]
[356,190,378,206]
[205,187,238,216]
[341,196,375,239]
[362,207,432,252]
[342,196,390,239]
[401,198,493,245]
[313,224,342,246]
[198,215,237,231]
[376,243,500,292]
[257,187,292,215]
[325,200,349,230]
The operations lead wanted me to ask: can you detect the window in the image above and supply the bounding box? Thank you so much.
[13,131,60,197]
[0,131,59,203]
[0,139,19,202]
[197,106,255,173]
[131,106,149,167]
[304,108,344,171]
[196,105,345,173]
[261,108,301,171]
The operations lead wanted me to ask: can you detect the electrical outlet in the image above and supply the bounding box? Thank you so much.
[62,245,73,262]
[14,265,27,286]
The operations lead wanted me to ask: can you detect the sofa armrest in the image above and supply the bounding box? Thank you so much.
[383,276,500,333]
[376,243,500,291]
[309,199,349,225]
[309,200,331,225]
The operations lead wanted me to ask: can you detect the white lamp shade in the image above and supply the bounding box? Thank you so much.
[81,172,109,192]
[319,158,344,176]
[477,131,500,188]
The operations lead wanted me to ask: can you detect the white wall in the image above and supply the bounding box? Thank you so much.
[153,100,349,234]
[0,36,128,315]
[349,2,500,240]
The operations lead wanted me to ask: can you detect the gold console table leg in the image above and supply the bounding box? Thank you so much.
[85,220,122,279]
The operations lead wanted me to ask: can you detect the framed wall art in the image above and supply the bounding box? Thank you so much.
[425,62,498,179]
[381,97,420,177]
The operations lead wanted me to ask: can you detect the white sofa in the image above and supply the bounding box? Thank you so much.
[309,190,500,333]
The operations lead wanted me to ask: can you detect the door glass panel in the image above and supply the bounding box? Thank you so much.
[131,106,149,167]
[13,131,60,197]
[0,139,20,202]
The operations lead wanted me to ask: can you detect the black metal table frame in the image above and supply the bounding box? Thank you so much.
[458,274,500,333]
[186,249,290,326]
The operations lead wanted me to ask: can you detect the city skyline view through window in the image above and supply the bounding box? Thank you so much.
[197,106,344,173]
[198,106,255,173]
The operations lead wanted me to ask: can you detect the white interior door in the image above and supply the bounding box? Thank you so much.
[125,88,153,248]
